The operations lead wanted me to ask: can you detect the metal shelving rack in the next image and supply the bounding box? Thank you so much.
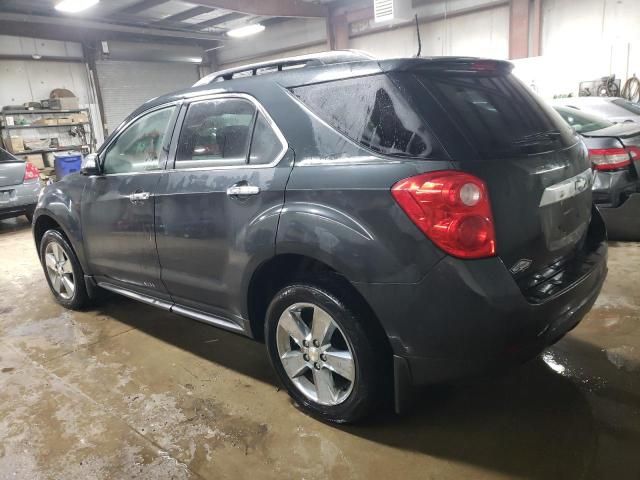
[0,108,91,155]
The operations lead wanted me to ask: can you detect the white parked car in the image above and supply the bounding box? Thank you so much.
[552,97,640,123]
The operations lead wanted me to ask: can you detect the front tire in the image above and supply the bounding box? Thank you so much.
[39,229,91,310]
[265,281,386,423]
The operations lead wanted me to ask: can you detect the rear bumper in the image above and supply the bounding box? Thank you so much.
[0,180,40,219]
[355,209,608,389]
[598,193,640,240]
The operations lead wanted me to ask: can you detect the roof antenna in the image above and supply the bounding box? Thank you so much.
[414,14,422,57]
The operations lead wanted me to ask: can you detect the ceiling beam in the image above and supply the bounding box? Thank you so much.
[118,0,171,15]
[187,0,327,18]
[154,6,214,25]
[195,12,245,29]
[0,12,225,43]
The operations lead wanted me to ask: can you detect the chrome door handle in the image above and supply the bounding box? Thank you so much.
[226,185,260,196]
[129,191,151,202]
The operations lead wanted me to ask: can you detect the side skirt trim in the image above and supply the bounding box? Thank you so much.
[96,281,245,334]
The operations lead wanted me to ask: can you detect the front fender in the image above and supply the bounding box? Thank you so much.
[33,176,88,271]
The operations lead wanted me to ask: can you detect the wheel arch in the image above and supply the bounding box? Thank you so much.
[33,211,88,273]
[246,254,390,354]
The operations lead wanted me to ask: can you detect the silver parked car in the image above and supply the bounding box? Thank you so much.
[0,147,41,222]
[552,97,640,123]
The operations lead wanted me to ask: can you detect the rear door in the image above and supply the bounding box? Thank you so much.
[155,94,292,324]
[393,64,593,277]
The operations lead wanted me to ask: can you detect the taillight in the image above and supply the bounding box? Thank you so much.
[391,171,496,259]
[589,148,632,171]
[23,162,40,181]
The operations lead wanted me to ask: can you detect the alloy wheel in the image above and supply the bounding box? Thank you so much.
[44,242,75,300]
[276,302,355,406]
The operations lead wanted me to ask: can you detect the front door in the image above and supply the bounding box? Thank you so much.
[155,95,292,325]
[82,105,178,299]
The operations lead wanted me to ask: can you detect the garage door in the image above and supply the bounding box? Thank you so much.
[96,60,198,134]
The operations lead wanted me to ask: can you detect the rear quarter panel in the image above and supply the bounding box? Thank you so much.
[277,154,452,283]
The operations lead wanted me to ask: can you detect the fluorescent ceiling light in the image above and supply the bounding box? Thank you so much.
[55,0,99,13]
[227,24,265,38]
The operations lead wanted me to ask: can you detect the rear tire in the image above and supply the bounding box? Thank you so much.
[39,229,91,310]
[265,279,387,423]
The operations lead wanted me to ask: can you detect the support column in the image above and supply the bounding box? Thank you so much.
[509,0,530,59]
[529,0,542,57]
[327,11,349,50]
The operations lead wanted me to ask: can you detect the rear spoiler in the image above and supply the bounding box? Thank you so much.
[379,57,514,74]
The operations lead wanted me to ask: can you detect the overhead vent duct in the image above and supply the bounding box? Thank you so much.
[374,0,412,24]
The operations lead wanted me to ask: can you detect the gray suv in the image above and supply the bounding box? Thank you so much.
[33,52,608,423]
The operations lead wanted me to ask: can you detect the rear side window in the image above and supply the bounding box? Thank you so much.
[292,75,434,158]
[175,98,286,169]
[249,112,285,165]
[414,72,575,159]
[176,98,255,169]
[0,148,17,162]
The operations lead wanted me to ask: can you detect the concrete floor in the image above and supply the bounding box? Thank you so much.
[0,216,639,480]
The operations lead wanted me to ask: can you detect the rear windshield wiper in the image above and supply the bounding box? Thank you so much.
[511,130,562,145]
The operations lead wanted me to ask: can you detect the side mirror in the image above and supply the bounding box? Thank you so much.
[80,153,100,175]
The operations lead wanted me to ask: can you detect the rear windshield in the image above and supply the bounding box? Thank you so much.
[412,71,576,159]
[553,106,613,133]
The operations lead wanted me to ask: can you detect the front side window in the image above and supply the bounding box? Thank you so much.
[291,74,434,159]
[176,98,256,169]
[103,107,176,174]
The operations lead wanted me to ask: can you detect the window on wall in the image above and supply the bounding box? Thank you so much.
[103,106,176,174]
[176,98,255,169]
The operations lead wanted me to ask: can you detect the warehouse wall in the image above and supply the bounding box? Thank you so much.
[350,5,509,59]
[96,60,199,134]
[91,40,203,134]
[213,0,640,103]
[512,0,640,98]
[215,0,509,69]
[0,35,104,147]
[216,18,327,68]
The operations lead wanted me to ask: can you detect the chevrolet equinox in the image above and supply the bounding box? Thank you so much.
[33,52,608,423]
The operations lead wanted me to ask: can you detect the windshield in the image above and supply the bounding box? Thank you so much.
[553,106,613,133]
[612,98,640,115]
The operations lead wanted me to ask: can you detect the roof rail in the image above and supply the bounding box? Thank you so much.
[193,50,374,87]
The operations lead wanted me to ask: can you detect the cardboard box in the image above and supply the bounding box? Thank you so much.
[57,117,73,125]
[21,153,45,170]
[70,112,89,124]
[6,135,24,153]
[49,97,80,110]
[23,138,50,151]
[32,118,57,126]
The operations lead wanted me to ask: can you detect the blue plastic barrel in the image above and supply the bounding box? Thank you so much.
[54,152,83,179]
